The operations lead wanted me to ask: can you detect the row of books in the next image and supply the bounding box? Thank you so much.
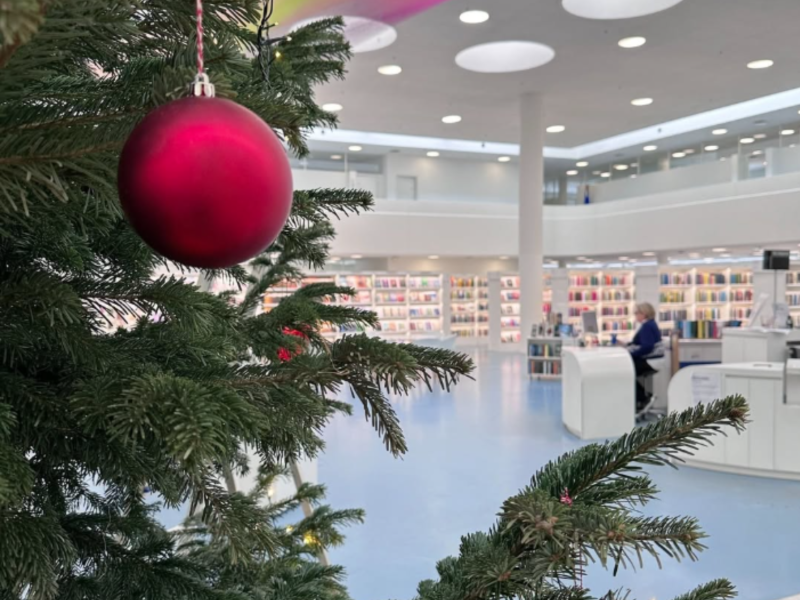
[696,291,728,303]
[450,276,487,288]
[528,341,562,357]
[529,360,562,376]
[601,307,630,316]
[451,315,489,324]
[672,320,743,339]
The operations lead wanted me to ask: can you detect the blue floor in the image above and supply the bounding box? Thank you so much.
[320,349,800,600]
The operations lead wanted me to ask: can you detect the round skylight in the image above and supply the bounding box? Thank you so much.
[322,103,343,112]
[631,97,654,107]
[456,41,555,73]
[546,125,566,133]
[562,0,684,20]
[442,115,462,124]
[291,16,397,53]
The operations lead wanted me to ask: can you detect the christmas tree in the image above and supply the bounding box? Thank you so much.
[1,2,749,599]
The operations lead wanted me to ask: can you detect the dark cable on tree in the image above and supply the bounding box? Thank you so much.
[257,0,283,86]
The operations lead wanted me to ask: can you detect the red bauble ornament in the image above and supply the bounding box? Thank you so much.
[118,96,293,268]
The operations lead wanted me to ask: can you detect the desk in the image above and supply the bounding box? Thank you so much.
[668,362,800,480]
[562,347,635,440]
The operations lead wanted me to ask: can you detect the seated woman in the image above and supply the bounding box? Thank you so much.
[628,302,663,411]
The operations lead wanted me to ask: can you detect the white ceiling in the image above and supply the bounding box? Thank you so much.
[307,0,800,150]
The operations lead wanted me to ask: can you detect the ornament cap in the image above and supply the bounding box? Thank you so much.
[192,72,216,97]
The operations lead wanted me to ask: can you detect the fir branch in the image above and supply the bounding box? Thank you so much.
[671,580,737,600]
[528,396,748,502]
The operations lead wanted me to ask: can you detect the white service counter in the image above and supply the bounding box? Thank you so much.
[721,327,800,363]
[562,346,635,440]
[669,361,800,480]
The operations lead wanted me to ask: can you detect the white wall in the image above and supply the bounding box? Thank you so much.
[328,171,800,258]
[590,157,737,203]
[291,169,384,198]
[383,154,518,204]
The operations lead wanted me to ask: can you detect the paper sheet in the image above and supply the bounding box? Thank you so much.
[691,371,722,406]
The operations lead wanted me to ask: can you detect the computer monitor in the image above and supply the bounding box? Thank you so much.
[581,310,599,334]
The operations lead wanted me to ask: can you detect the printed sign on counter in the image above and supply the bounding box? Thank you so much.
[691,371,722,406]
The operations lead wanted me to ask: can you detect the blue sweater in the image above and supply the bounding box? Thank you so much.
[629,319,662,358]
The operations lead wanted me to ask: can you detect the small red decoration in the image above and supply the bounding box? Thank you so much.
[559,488,573,506]
[117,96,293,268]
[278,327,308,362]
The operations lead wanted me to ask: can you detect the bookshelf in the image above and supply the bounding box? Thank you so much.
[527,336,576,380]
[658,267,753,338]
[567,269,636,340]
[449,275,489,340]
[786,271,800,326]
[499,274,522,345]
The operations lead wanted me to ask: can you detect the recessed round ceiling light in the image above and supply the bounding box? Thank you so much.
[752,150,764,156]
[689,252,701,259]
[455,41,555,73]
[592,170,601,175]
[330,154,342,160]
[643,145,658,151]
[351,254,363,259]
[576,161,589,167]
[562,0,684,19]
[614,164,629,171]
[378,64,402,75]
[348,145,363,152]
[426,151,440,157]
[672,152,686,158]
[378,65,403,75]
[740,137,755,144]
[428,255,440,260]
[292,16,397,54]
[631,97,654,107]
[600,172,611,178]
[329,256,341,262]
[619,256,629,260]
[720,253,732,258]
[322,103,343,112]
[712,128,728,135]
[643,251,656,257]
[704,145,719,152]
[618,36,646,49]
[459,10,489,23]
[546,125,566,133]
[754,133,767,139]
[442,115,462,124]
[782,129,796,136]
[683,149,695,154]
[712,248,726,253]
[499,255,510,260]
[747,59,774,69]
[566,170,579,176]
[498,156,511,162]
[630,174,637,179]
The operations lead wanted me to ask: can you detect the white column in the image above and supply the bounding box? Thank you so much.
[519,93,545,343]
